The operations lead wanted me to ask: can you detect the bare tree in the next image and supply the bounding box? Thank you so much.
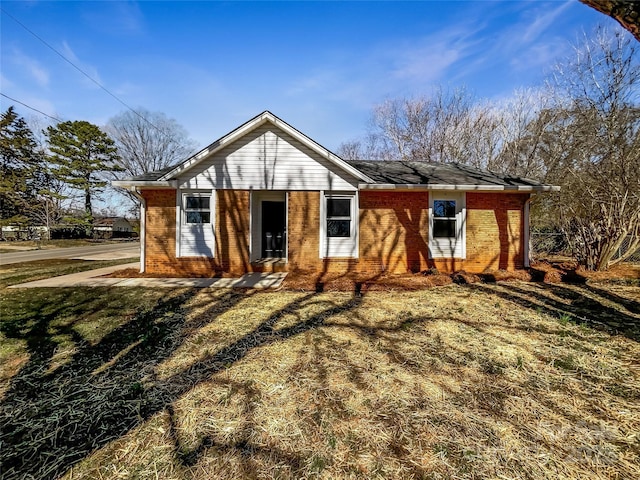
[338,88,549,176]
[105,109,197,205]
[363,88,479,163]
[545,26,640,270]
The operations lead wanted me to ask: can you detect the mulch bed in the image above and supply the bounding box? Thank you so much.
[104,259,639,292]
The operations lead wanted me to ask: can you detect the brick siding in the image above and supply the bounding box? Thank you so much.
[359,190,430,274]
[143,189,529,276]
[142,189,250,276]
[464,192,527,271]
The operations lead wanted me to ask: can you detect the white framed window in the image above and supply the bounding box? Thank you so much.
[320,192,358,258]
[326,197,352,237]
[184,195,211,224]
[433,200,456,238]
[429,191,465,258]
[178,191,215,257]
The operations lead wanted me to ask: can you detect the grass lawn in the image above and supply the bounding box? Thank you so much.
[0,262,638,479]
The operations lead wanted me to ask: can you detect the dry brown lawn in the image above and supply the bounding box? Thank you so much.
[1,264,639,479]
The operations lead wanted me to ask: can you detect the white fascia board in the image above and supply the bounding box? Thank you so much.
[112,180,177,189]
[358,183,560,192]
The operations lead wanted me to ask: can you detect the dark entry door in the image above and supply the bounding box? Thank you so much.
[261,201,286,258]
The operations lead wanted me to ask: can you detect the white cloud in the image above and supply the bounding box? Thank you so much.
[284,25,481,112]
[11,49,50,87]
[82,1,145,36]
[521,0,574,44]
[0,73,14,89]
[391,42,463,84]
[59,41,103,88]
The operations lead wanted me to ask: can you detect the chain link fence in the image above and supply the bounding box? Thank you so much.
[530,232,640,262]
[616,235,640,262]
[530,232,569,258]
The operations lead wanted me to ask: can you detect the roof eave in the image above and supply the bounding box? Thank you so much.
[112,180,178,189]
[358,184,560,192]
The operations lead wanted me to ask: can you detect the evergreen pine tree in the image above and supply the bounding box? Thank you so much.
[46,120,122,234]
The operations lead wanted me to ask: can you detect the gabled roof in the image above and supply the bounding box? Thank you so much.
[157,111,373,183]
[112,111,559,193]
[349,160,559,192]
[113,111,373,190]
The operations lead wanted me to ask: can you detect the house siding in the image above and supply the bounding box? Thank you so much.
[177,126,359,191]
[359,191,430,274]
[142,189,529,276]
[463,192,527,271]
[142,189,250,276]
[287,191,321,271]
[358,191,527,274]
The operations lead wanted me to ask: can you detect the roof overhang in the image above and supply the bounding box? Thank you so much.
[112,180,178,189]
[359,183,560,192]
[157,111,375,184]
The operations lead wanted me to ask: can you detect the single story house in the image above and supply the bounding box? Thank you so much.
[113,111,559,277]
[93,217,134,238]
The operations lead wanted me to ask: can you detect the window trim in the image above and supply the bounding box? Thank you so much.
[428,191,466,259]
[319,191,359,258]
[177,190,215,258]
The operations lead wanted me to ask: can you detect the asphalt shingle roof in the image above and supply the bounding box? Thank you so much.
[119,160,552,190]
[345,160,546,187]
[128,165,175,181]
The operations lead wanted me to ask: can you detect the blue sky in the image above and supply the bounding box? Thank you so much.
[1,1,614,152]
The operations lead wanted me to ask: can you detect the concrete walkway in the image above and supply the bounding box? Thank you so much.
[9,262,287,289]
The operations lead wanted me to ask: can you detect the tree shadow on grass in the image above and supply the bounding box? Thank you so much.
[468,281,640,342]
[0,286,203,479]
[0,287,363,480]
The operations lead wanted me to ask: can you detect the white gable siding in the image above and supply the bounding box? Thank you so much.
[177,126,358,191]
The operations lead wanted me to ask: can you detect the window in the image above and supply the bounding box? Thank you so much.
[185,196,211,224]
[433,200,456,238]
[326,198,351,237]
[320,192,358,258]
[429,192,466,259]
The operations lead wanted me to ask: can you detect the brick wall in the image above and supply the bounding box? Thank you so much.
[359,191,430,274]
[143,189,176,274]
[287,191,321,271]
[142,189,529,277]
[142,189,250,276]
[464,192,528,271]
[215,190,250,274]
[358,190,528,274]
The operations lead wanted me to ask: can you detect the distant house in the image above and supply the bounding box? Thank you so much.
[113,111,559,276]
[93,217,134,239]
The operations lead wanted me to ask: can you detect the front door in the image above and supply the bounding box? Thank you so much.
[261,201,286,258]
